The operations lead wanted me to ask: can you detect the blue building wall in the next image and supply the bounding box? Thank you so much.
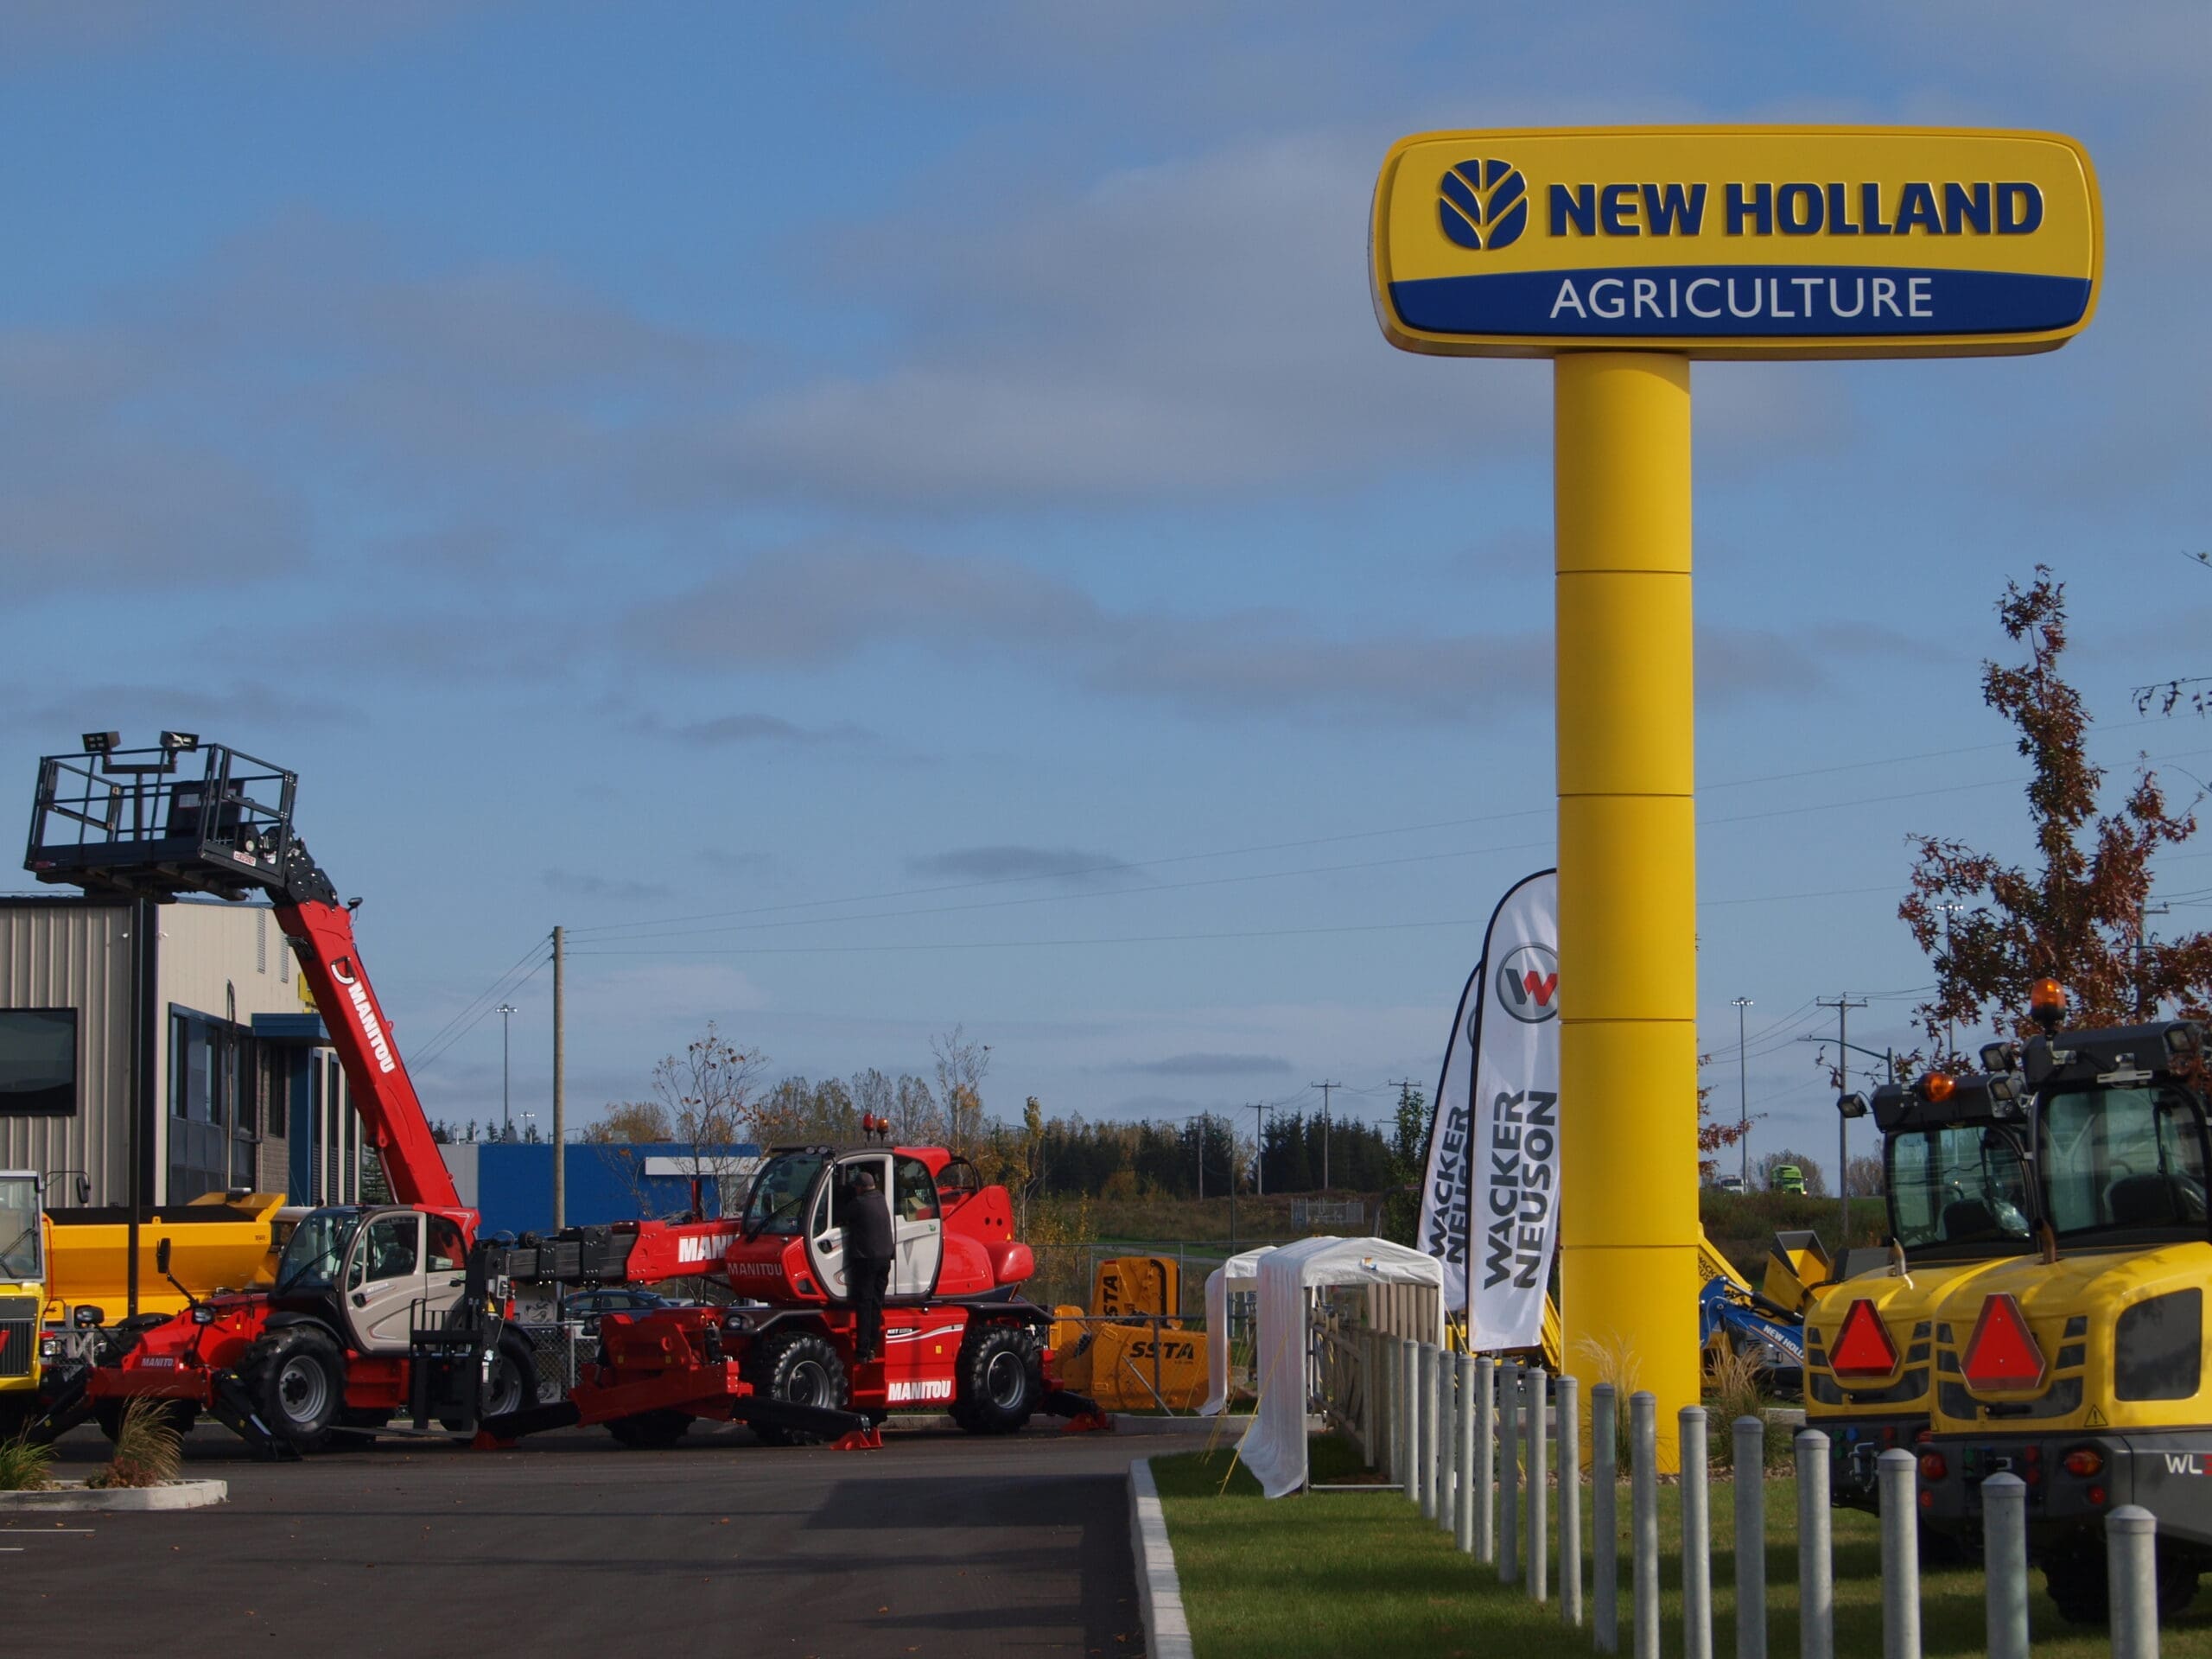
[437,1141,758,1237]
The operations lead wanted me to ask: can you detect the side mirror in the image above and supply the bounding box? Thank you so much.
[156,1237,172,1274]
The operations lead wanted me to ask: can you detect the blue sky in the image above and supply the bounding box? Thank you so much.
[2,2,2207,1172]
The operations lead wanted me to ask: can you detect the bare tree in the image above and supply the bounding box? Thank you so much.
[931,1026,990,1155]
[590,1023,766,1220]
[892,1074,943,1144]
[1845,1154,1886,1198]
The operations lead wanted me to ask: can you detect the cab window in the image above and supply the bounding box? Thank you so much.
[426,1216,465,1272]
[2040,1086,2210,1238]
[364,1214,420,1282]
[894,1156,939,1223]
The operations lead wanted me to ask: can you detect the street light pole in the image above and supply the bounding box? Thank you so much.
[1732,997,1753,1187]
[499,1003,518,1140]
[1938,903,1963,1058]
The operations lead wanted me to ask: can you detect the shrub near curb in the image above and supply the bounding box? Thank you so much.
[0,1429,55,1491]
[88,1397,183,1490]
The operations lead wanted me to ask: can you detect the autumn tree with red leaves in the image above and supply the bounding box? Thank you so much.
[1902,569,2212,1058]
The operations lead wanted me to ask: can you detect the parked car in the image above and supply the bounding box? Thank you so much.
[562,1287,688,1333]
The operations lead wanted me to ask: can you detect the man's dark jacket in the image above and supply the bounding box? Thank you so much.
[846,1187,896,1263]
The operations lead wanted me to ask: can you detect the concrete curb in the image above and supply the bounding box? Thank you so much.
[0,1478,227,1513]
[1129,1457,1196,1659]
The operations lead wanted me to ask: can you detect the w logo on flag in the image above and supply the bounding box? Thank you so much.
[1439,159,1528,251]
[1496,944,1560,1023]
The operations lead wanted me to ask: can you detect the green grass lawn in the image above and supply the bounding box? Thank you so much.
[1151,1438,2212,1659]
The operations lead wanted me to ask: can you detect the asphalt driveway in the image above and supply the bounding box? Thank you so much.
[6,1420,1146,1657]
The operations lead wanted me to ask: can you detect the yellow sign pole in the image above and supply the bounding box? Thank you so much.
[1371,125,2102,1476]
[1554,351,1700,1468]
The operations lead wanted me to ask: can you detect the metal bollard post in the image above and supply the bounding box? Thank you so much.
[1528,1368,1549,1603]
[1732,1417,1766,1659]
[1592,1382,1618,1654]
[1877,1449,1920,1659]
[2109,1505,2160,1659]
[1402,1338,1421,1504]
[1795,1430,1834,1659]
[1981,1473,2028,1659]
[1417,1344,1438,1519]
[1500,1363,1522,1584]
[1438,1345,1458,1535]
[1474,1355,1496,1564]
[1380,1344,1397,1486]
[1378,1338,1394,1483]
[1681,1407,1713,1659]
[1457,1355,1479,1555]
[1631,1391,1658,1659]
[1559,1374,1582,1627]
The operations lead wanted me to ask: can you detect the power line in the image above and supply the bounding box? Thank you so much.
[408,937,554,1071]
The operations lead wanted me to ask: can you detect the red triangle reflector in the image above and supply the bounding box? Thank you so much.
[1830,1298,1899,1377]
[1964,1294,2046,1390]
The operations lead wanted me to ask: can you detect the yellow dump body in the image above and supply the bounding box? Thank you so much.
[41,1191,291,1325]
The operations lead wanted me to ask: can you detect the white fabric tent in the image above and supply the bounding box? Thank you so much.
[1198,1245,1278,1416]
[1235,1236,1446,1499]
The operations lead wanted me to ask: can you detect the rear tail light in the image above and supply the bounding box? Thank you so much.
[1918,1491,1934,1510]
[2063,1448,2102,1478]
[1919,1452,1948,1480]
[2088,1485,2108,1508]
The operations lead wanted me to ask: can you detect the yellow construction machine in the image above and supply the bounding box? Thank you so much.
[2,1179,295,1437]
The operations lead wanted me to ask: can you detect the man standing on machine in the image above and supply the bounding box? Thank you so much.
[845,1168,896,1364]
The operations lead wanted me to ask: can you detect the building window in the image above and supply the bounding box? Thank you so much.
[168,1007,260,1202]
[0,1009,77,1116]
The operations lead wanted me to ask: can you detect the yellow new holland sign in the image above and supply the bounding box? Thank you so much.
[1371,127,2100,359]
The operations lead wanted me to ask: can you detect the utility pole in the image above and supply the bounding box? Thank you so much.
[551,926,565,1229]
[1937,902,1963,1058]
[1731,997,1752,1188]
[2138,900,2171,1019]
[1193,1112,1205,1202]
[1817,995,1867,1247]
[499,1002,518,1139]
[1311,1080,1342,1190]
[1249,1102,1267,1198]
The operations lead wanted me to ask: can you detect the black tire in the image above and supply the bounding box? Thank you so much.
[745,1330,847,1446]
[606,1408,691,1449]
[92,1397,198,1443]
[485,1334,535,1420]
[243,1326,346,1454]
[951,1323,1041,1435]
[2044,1531,2202,1626]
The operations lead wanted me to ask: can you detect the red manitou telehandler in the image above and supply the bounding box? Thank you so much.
[24,736,533,1454]
[476,1141,1109,1449]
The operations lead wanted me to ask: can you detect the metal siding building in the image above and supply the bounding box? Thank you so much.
[0,894,364,1207]
[0,899,133,1203]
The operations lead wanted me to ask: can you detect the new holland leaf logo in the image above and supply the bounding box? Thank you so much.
[1440,159,1528,251]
